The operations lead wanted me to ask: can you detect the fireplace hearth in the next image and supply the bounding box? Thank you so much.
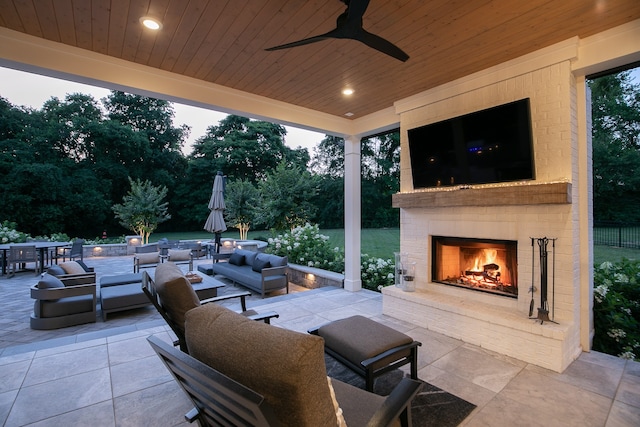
[432,236,518,298]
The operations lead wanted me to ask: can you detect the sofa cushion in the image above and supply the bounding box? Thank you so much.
[228,252,244,266]
[60,261,85,275]
[37,274,65,289]
[154,262,200,333]
[235,249,257,266]
[46,265,66,276]
[185,304,337,427]
[100,283,148,310]
[136,251,159,264]
[100,273,143,288]
[252,254,271,272]
[266,254,288,267]
[39,295,94,318]
[168,249,191,261]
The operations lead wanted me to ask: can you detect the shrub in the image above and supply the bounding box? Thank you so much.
[593,259,640,361]
[0,221,29,243]
[361,253,395,292]
[266,223,395,291]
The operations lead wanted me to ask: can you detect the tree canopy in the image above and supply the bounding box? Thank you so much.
[589,71,640,222]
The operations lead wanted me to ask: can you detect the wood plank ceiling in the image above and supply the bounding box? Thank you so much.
[1,0,639,119]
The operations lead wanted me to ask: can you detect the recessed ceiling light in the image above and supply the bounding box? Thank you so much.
[342,88,354,96]
[140,17,162,30]
[345,112,354,117]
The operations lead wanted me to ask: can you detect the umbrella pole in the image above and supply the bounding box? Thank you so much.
[214,232,221,253]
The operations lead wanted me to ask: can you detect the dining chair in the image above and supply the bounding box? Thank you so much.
[7,245,39,278]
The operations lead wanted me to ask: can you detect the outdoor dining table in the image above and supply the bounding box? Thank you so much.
[0,241,71,275]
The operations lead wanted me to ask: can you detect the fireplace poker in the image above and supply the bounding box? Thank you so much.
[537,237,551,323]
[552,238,556,321]
[529,237,535,317]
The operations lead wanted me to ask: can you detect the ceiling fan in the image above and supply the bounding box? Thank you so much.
[265,0,409,62]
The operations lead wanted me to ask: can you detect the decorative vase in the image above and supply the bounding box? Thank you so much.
[402,261,416,292]
[394,252,408,289]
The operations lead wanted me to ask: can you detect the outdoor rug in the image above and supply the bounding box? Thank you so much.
[324,354,476,427]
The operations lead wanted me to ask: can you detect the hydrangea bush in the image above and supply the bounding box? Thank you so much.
[266,224,344,272]
[0,221,29,243]
[266,223,394,291]
[593,259,640,361]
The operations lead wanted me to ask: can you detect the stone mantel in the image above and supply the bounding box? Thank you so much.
[392,182,571,209]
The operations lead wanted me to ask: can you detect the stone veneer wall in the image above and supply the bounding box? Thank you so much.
[386,48,585,372]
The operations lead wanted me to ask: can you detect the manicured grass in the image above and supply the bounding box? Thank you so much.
[153,229,637,265]
[594,245,640,265]
[153,228,400,260]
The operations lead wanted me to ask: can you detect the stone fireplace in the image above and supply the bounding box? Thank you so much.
[383,42,593,373]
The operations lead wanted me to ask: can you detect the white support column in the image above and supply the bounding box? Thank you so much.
[344,135,362,292]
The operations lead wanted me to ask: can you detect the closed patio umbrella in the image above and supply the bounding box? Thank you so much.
[204,172,227,253]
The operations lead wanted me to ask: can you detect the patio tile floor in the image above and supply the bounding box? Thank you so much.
[0,256,638,426]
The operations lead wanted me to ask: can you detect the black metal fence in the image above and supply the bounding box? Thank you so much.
[594,222,640,249]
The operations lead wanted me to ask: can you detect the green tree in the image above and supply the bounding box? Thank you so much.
[256,162,318,231]
[112,178,171,244]
[589,71,640,222]
[190,115,308,183]
[224,179,260,239]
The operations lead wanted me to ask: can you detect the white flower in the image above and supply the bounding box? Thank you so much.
[308,261,314,267]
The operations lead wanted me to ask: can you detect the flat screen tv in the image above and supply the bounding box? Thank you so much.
[407,98,535,189]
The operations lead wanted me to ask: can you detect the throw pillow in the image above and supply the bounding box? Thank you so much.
[59,261,85,275]
[185,304,338,426]
[136,251,159,264]
[37,274,65,289]
[46,265,66,276]
[168,249,191,261]
[228,252,245,266]
[252,255,271,273]
[154,262,200,333]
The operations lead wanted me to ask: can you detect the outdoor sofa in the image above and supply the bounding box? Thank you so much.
[207,249,288,298]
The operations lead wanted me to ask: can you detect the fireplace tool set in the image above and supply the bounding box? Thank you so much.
[529,237,558,324]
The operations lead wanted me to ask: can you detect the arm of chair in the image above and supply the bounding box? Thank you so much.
[31,283,96,301]
[261,265,288,279]
[366,377,423,427]
[201,291,252,312]
[58,273,97,286]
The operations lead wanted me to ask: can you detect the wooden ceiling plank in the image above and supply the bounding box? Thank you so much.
[106,0,129,57]
[153,0,207,70]
[91,0,111,54]
[52,0,76,46]
[136,0,172,65]
[71,0,93,51]
[119,0,148,63]
[11,0,41,37]
[191,0,257,80]
[179,0,239,77]
[199,1,281,85]
[162,0,227,74]
[32,0,60,41]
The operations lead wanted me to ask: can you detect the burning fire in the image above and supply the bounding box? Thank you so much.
[468,249,497,273]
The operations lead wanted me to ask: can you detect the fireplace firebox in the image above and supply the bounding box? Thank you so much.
[431,236,518,298]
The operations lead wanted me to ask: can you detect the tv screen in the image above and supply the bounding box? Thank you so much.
[407,99,535,189]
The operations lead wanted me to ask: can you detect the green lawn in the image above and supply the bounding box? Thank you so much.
[153,229,638,264]
[153,228,400,260]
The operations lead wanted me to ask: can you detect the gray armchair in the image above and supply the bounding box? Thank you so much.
[133,244,161,273]
[30,273,96,330]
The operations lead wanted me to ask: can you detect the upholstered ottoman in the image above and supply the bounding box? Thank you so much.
[309,315,421,392]
[99,273,150,319]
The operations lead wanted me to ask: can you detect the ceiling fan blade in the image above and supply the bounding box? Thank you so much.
[358,30,409,62]
[265,36,329,51]
[345,0,370,21]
